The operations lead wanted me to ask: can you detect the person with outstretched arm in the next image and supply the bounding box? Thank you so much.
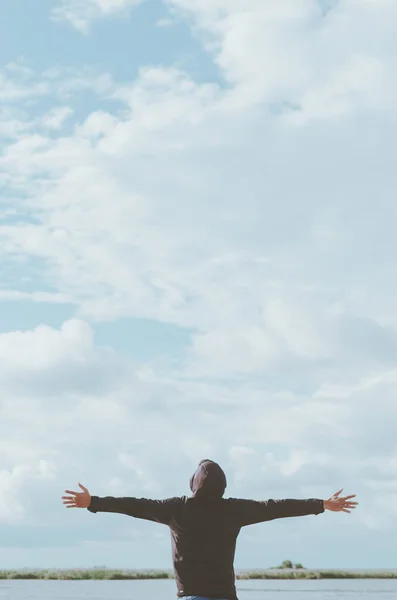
[62,459,358,600]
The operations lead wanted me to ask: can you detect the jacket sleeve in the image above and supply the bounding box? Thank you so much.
[87,495,182,526]
[232,498,324,527]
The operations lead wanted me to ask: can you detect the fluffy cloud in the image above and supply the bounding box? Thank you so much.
[0,320,125,396]
[0,62,113,107]
[52,0,143,33]
[169,0,397,119]
[0,461,56,523]
[3,0,397,352]
[0,317,396,567]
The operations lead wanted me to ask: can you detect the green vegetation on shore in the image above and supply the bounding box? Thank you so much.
[1,568,397,580]
[273,560,305,569]
[0,569,173,580]
[238,570,397,580]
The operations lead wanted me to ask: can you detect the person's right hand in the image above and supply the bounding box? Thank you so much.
[62,483,91,509]
[323,489,358,513]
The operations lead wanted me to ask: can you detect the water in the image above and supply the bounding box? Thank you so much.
[1,579,397,600]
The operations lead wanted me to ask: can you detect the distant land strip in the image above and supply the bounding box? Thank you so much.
[2,569,397,580]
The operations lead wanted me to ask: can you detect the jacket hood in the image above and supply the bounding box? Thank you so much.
[189,459,227,499]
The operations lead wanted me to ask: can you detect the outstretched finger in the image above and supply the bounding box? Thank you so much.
[341,494,356,500]
[78,483,88,492]
[65,490,78,496]
[333,489,343,497]
[342,508,351,513]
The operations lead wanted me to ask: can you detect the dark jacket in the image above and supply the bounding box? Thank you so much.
[87,459,324,599]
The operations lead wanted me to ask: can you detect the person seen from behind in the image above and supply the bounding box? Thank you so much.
[62,459,358,600]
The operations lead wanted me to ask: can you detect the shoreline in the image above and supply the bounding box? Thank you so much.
[2,569,397,580]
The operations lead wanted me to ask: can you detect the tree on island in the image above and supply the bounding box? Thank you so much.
[275,560,305,570]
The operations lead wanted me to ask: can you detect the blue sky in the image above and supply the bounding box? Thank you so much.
[1,0,397,572]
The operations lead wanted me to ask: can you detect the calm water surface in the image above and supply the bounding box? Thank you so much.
[0,579,396,600]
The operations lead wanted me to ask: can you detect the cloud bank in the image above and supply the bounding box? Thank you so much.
[1,0,397,570]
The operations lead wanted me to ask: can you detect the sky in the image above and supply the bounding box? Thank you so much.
[1,0,397,572]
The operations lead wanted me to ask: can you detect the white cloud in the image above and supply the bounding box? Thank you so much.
[0,320,127,403]
[1,49,397,384]
[229,446,257,484]
[0,70,49,103]
[0,461,56,523]
[1,7,396,370]
[0,320,93,372]
[0,62,114,112]
[156,17,174,27]
[287,54,393,126]
[53,0,144,33]
[0,316,395,551]
[168,0,397,119]
[118,453,161,494]
[2,2,396,353]
[0,290,72,303]
[41,106,74,130]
